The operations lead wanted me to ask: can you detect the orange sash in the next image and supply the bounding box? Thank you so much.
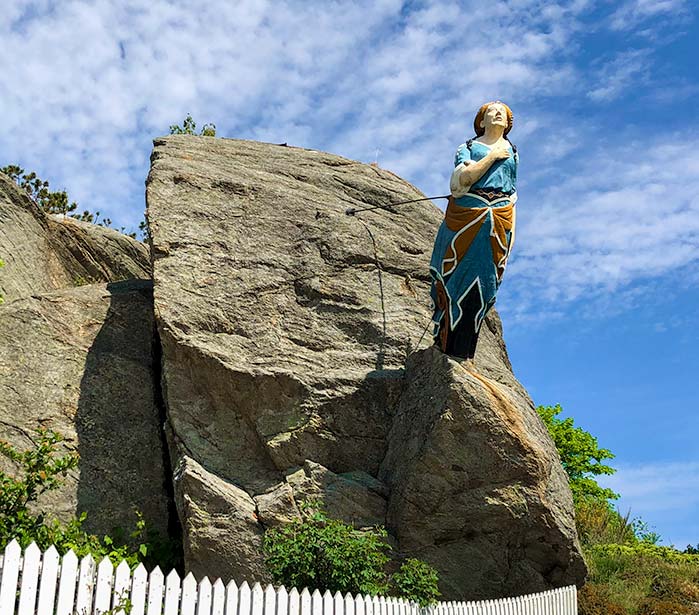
[442,196,515,282]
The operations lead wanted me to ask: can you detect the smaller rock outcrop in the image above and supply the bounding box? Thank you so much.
[0,173,149,303]
[381,347,586,599]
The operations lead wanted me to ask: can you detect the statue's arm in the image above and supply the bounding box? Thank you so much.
[457,145,510,188]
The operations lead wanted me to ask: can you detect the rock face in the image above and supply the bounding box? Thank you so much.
[0,172,150,303]
[0,174,170,539]
[0,280,171,539]
[381,347,586,599]
[147,136,586,598]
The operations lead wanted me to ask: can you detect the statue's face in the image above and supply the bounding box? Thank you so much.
[481,103,508,130]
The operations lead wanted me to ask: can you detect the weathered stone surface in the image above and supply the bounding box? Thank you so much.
[0,280,171,539]
[174,455,271,583]
[380,346,586,599]
[146,136,585,598]
[286,461,387,528]
[0,173,149,303]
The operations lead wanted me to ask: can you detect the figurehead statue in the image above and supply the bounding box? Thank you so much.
[429,101,518,360]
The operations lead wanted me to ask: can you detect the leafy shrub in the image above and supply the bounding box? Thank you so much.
[263,502,439,601]
[391,558,440,606]
[0,428,180,570]
[169,114,216,137]
[263,502,390,595]
[536,405,618,503]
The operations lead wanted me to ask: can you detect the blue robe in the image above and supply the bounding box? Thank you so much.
[429,140,518,358]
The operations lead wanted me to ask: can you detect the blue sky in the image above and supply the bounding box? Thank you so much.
[1,0,697,547]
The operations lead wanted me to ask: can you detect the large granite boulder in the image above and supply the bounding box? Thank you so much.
[147,136,586,598]
[0,172,149,303]
[0,280,171,538]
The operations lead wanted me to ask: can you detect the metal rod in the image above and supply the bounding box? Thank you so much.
[345,194,449,216]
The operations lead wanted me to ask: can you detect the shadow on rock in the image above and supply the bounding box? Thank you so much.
[75,279,176,544]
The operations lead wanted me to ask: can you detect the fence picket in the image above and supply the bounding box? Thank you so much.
[343,592,354,615]
[147,566,165,615]
[252,582,265,615]
[0,540,21,615]
[131,564,148,615]
[181,572,198,615]
[277,585,289,615]
[197,577,212,615]
[289,587,301,615]
[322,590,333,615]
[93,557,115,615]
[265,584,277,615]
[309,589,321,615]
[56,549,79,615]
[300,588,312,615]
[212,578,226,615]
[113,559,132,615]
[355,593,365,615]
[225,580,240,615]
[239,581,252,615]
[17,542,41,615]
[333,591,343,615]
[75,553,97,615]
[37,546,60,615]
[164,568,181,615]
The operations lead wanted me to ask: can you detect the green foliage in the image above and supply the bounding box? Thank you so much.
[536,404,618,502]
[391,558,440,606]
[263,501,439,601]
[581,541,699,613]
[263,502,391,596]
[169,114,216,137]
[0,165,142,240]
[0,428,180,570]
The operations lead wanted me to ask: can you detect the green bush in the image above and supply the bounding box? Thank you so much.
[169,114,216,137]
[0,428,179,570]
[263,502,439,601]
[391,558,440,606]
[263,502,390,596]
[536,405,618,503]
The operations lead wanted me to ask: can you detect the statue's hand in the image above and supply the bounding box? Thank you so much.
[490,144,511,161]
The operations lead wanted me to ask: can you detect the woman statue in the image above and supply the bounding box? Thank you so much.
[429,101,517,360]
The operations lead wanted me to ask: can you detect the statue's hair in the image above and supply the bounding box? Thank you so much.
[473,101,514,137]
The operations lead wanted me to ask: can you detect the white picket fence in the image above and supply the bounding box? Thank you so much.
[0,540,577,615]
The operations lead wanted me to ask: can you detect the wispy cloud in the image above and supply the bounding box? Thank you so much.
[502,134,699,321]
[599,461,699,547]
[0,0,588,230]
[609,0,689,32]
[0,0,696,321]
[587,49,651,102]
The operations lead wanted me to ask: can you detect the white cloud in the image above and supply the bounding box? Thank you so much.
[587,49,651,102]
[0,0,589,231]
[500,134,699,321]
[599,461,699,547]
[609,0,689,32]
